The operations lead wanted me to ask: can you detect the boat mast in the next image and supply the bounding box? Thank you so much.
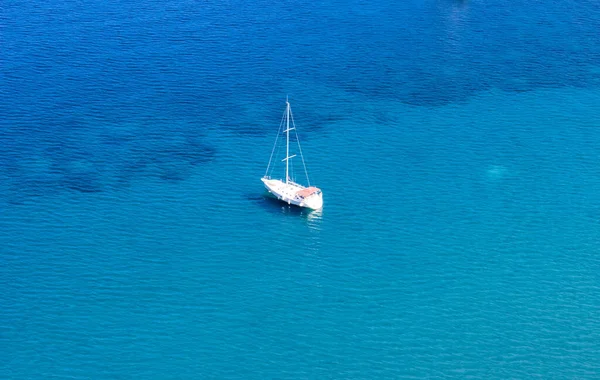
[281,97,296,184]
[285,99,290,184]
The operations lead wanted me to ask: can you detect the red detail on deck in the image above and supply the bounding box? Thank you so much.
[296,187,320,198]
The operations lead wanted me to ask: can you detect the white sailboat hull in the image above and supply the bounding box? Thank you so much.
[262,178,323,210]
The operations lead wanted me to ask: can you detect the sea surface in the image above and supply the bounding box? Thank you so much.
[2,0,600,378]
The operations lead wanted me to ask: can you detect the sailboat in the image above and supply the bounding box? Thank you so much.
[261,98,323,210]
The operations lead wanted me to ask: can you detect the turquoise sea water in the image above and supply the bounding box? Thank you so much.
[3,0,600,378]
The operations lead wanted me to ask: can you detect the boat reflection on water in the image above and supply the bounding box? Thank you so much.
[250,193,323,228]
[305,208,322,221]
[305,207,323,230]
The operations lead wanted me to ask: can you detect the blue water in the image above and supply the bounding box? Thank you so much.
[2,0,600,378]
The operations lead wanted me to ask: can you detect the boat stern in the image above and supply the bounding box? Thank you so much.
[302,193,323,210]
[295,186,323,210]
